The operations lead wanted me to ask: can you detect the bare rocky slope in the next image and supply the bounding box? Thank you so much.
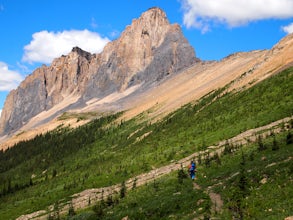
[1,7,293,149]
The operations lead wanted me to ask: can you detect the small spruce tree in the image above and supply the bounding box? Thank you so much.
[68,201,76,217]
[257,135,267,151]
[106,195,114,207]
[235,152,249,219]
[204,152,211,167]
[52,169,57,178]
[132,178,137,190]
[272,137,279,151]
[213,153,221,165]
[177,164,188,184]
[286,131,293,145]
[93,201,104,218]
[120,181,127,199]
[197,154,202,165]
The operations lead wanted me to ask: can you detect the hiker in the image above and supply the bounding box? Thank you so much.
[188,160,196,180]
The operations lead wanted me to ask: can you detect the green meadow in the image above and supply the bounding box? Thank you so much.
[0,67,292,219]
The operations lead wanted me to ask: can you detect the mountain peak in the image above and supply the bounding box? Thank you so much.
[90,7,195,94]
[0,8,196,136]
[141,7,168,21]
[71,46,92,60]
[127,7,170,39]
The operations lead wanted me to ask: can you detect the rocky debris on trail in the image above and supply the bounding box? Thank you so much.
[193,182,223,215]
[208,192,223,214]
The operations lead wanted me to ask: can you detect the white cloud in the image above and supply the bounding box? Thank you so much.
[282,22,293,33]
[181,0,293,32]
[22,29,110,64]
[0,109,2,117]
[0,62,23,91]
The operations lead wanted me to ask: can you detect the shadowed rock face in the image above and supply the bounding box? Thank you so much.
[0,7,196,135]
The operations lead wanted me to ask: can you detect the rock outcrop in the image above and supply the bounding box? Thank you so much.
[0,7,196,135]
[0,47,94,135]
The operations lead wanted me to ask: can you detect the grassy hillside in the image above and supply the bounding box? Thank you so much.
[65,129,293,220]
[0,67,292,219]
[198,130,293,219]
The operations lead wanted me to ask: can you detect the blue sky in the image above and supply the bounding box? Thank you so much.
[1,0,293,116]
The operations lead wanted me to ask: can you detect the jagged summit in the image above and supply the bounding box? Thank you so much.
[146,6,166,13]
[87,6,196,95]
[71,46,92,60]
[0,7,196,136]
[138,7,169,28]
[0,10,293,146]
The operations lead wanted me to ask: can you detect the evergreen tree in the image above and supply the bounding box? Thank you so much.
[51,202,60,220]
[132,178,137,190]
[93,201,104,218]
[52,169,57,178]
[213,153,221,165]
[272,137,279,151]
[29,177,33,186]
[257,135,267,151]
[177,164,188,184]
[204,152,211,167]
[197,154,202,165]
[233,152,249,219]
[286,131,293,145]
[120,181,127,199]
[106,195,114,207]
[67,201,76,217]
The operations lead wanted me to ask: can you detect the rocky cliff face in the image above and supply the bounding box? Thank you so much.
[0,7,196,135]
[0,47,94,135]
[83,7,196,99]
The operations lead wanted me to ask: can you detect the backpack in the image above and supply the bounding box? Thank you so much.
[189,162,196,172]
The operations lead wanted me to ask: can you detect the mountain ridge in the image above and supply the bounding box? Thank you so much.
[0,7,196,136]
[1,8,293,149]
